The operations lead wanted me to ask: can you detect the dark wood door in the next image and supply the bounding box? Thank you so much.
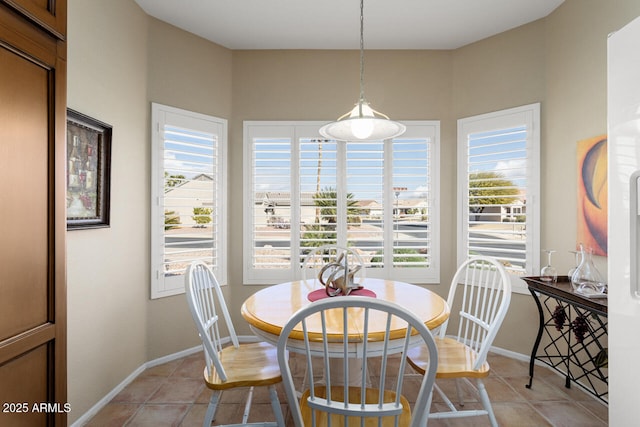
[0,1,67,425]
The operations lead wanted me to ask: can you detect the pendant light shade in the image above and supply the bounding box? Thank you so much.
[319,100,406,141]
[319,0,406,142]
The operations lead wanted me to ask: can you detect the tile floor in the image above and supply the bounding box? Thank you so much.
[83,351,608,426]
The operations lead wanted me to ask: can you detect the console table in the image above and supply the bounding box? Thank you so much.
[522,276,608,403]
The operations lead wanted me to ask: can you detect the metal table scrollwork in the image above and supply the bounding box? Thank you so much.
[523,276,608,403]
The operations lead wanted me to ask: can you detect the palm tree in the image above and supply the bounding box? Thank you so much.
[313,187,360,224]
[301,187,361,250]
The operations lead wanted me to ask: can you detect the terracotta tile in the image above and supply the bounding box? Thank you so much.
[533,401,608,426]
[429,401,490,426]
[535,370,607,402]
[141,359,181,378]
[502,374,573,402]
[241,384,267,404]
[148,378,204,404]
[502,373,538,397]
[530,362,567,381]
[482,376,526,403]
[488,354,531,377]
[172,354,207,379]
[431,401,548,427]
[399,373,425,403]
[178,404,209,427]
[420,413,448,427]
[218,387,252,404]
[208,403,243,425]
[82,351,609,427]
[126,404,190,426]
[494,402,554,427]
[245,403,280,423]
[431,377,480,404]
[195,385,214,404]
[577,400,608,423]
[111,376,165,403]
[83,403,140,426]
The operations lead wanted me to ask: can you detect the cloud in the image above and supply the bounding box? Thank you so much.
[407,185,429,198]
[495,159,526,179]
[163,151,212,177]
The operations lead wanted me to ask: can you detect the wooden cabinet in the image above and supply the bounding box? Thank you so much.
[0,0,67,425]
[1,0,66,37]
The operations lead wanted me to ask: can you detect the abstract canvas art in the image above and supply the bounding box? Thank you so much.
[576,135,608,256]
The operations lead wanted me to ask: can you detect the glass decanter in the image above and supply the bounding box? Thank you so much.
[567,250,580,279]
[540,250,557,283]
[571,243,607,294]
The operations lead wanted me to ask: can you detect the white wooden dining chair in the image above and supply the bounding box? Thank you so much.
[277,295,438,427]
[185,260,285,427]
[407,256,511,427]
[301,244,366,283]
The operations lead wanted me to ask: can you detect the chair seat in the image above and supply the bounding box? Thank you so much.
[300,386,411,427]
[204,341,282,390]
[407,337,490,379]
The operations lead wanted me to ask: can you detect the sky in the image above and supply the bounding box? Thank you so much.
[162,123,528,203]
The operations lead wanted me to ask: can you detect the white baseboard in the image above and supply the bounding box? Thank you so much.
[70,337,258,426]
[145,345,202,369]
[489,345,531,362]
[69,345,200,426]
[69,363,147,427]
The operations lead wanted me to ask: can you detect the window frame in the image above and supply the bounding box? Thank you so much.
[457,103,540,294]
[243,120,440,285]
[150,103,227,299]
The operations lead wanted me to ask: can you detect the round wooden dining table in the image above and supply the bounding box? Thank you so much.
[241,278,450,357]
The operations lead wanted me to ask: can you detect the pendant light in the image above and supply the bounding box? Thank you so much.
[319,0,406,141]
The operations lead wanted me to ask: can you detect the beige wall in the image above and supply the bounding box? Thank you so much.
[66,0,640,423]
[144,16,233,361]
[451,19,548,353]
[66,0,234,423]
[67,0,149,422]
[449,0,640,353]
[228,48,454,327]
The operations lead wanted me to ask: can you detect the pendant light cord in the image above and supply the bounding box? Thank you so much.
[318,0,405,141]
[359,0,365,114]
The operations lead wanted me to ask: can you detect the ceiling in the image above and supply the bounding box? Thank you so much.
[133,0,565,50]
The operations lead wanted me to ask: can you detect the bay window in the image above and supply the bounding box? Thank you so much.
[243,121,440,285]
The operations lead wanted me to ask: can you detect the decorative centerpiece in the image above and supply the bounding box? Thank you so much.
[318,250,363,296]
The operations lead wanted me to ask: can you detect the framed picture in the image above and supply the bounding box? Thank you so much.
[66,109,112,229]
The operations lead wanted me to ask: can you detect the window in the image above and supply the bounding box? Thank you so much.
[151,103,227,298]
[243,121,440,285]
[457,103,540,293]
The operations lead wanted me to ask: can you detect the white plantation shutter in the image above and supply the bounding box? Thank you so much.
[390,134,436,274]
[244,121,440,285]
[253,137,292,269]
[346,141,385,268]
[243,125,297,283]
[151,104,227,298]
[458,103,540,292]
[299,138,338,250]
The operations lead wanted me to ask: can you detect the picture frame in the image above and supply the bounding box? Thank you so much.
[66,109,112,229]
